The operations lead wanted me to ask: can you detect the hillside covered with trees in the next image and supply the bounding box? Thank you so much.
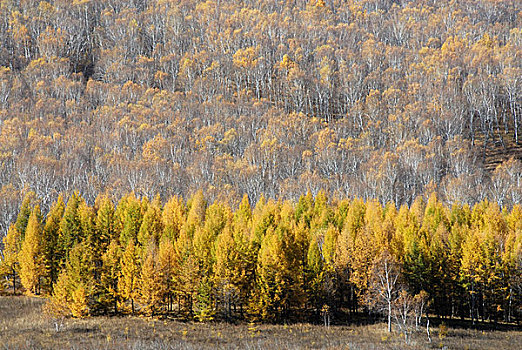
[0,0,521,238]
[1,191,521,331]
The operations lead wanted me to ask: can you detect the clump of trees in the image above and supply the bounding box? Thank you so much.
[0,0,522,238]
[1,191,521,333]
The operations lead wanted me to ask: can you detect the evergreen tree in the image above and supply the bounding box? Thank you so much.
[158,238,177,313]
[446,204,469,318]
[214,221,243,320]
[192,202,230,321]
[403,237,430,297]
[138,244,163,316]
[46,242,96,318]
[57,192,82,266]
[460,229,482,324]
[96,195,119,252]
[114,195,129,237]
[504,205,522,322]
[42,196,65,293]
[295,192,314,228]
[294,220,311,303]
[70,285,89,318]
[95,195,117,250]
[334,198,365,311]
[98,240,122,314]
[19,205,44,295]
[307,234,325,311]
[1,225,22,293]
[46,270,71,318]
[235,195,252,229]
[183,190,206,239]
[173,227,198,317]
[137,201,163,249]
[118,239,140,314]
[348,200,382,306]
[65,242,96,317]
[0,192,37,294]
[79,201,96,246]
[15,192,37,238]
[119,193,143,246]
[231,195,254,314]
[251,227,280,321]
[162,195,185,242]
[393,204,420,262]
[311,190,332,231]
[251,197,278,254]
[317,225,338,310]
[422,193,450,237]
[252,215,302,321]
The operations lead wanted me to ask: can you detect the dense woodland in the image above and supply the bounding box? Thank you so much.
[0,0,522,338]
[0,0,521,239]
[1,191,521,334]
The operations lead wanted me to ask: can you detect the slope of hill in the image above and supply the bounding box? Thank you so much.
[0,0,520,235]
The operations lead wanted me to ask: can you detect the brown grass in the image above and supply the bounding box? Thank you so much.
[0,296,520,349]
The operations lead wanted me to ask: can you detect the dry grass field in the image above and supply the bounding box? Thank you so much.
[0,296,520,350]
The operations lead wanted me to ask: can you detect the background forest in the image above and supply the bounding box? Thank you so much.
[0,0,521,238]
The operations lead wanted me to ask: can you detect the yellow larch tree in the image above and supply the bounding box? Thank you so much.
[118,239,140,314]
[137,200,163,249]
[19,205,44,295]
[1,225,22,293]
[0,192,37,294]
[158,238,177,312]
[99,240,122,314]
[41,196,65,294]
[162,195,185,242]
[213,221,240,320]
[138,244,163,316]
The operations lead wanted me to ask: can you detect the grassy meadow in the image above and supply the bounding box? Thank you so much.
[0,296,520,350]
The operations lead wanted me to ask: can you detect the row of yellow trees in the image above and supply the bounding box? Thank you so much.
[1,191,521,324]
[1,0,521,228]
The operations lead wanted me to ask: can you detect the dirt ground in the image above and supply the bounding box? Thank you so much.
[1,296,520,349]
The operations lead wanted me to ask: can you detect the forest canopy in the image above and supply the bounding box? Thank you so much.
[1,191,521,327]
[0,0,521,238]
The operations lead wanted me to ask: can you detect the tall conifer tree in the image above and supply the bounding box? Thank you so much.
[19,205,44,295]
[42,196,65,292]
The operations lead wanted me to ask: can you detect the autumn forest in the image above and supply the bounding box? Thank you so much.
[3,191,522,328]
[0,0,522,346]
